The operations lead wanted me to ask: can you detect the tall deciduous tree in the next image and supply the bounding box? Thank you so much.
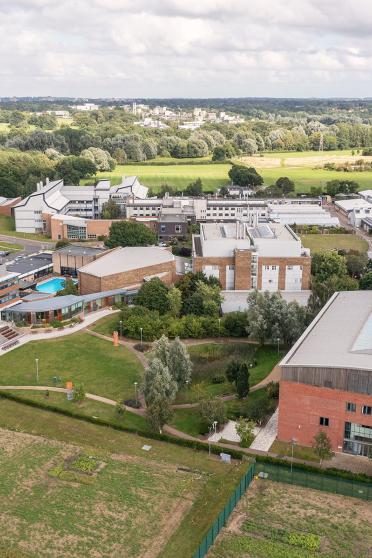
[167,286,182,318]
[136,279,170,315]
[105,220,156,248]
[312,430,333,464]
[236,362,250,399]
[167,337,193,387]
[311,251,348,282]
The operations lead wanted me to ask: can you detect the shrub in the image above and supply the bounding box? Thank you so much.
[266,381,279,399]
[211,375,225,384]
[51,320,64,329]
[124,398,141,409]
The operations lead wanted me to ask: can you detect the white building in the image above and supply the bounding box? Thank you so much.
[13,177,147,234]
[71,103,99,111]
[268,203,340,227]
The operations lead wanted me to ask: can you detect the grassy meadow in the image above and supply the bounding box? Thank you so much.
[0,398,246,558]
[301,233,369,253]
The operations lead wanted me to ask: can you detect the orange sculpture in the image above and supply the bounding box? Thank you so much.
[113,331,119,347]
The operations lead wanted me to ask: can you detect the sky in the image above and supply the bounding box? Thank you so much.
[1,0,372,98]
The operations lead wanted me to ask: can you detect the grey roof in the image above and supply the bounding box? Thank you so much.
[10,287,137,313]
[78,246,174,278]
[7,253,53,275]
[281,291,372,371]
[55,245,106,256]
[159,214,187,223]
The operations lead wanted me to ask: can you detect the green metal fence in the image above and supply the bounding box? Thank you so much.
[192,460,372,558]
[256,462,372,501]
[192,462,255,558]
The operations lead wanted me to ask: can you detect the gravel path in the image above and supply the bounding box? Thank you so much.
[249,408,278,452]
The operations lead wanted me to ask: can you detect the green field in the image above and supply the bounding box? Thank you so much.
[93,158,372,194]
[301,233,369,253]
[0,241,23,251]
[0,397,245,558]
[96,162,232,191]
[0,332,143,401]
[208,480,372,558]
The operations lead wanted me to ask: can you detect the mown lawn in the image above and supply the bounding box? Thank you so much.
[89,313,121,336]
[270,440,320,463]
[94,162,232,191]
[0,240,23,251]
[0,397,246,558]
[0,332,143,400]
[301,233,368,253]
[208,480,372,558]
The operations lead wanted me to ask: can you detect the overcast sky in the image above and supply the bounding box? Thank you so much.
[1,0,372,98]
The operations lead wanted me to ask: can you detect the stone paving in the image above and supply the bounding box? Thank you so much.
[249,408,278,451]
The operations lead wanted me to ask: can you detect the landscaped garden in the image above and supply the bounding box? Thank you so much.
[175,343,281,403]
[0,397,246,558]
[208,480,372,558]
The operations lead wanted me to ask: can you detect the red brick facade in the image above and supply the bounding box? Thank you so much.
[278,380,372,451]
[193,249,311,290]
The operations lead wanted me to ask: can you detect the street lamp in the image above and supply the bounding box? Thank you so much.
[218,318,221,339]
[208,426,212,456]
[134,382,138,405]
[140,327,143,347]
[277,337,280,356]
[119,320,123,338]
[290,437,297,474]
[213,421,218,435]
[35,358,39,383]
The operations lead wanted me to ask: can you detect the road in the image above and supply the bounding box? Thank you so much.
[0,234,55,264]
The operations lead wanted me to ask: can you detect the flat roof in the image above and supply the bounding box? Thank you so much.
[55,245,106,256]
[201,222,296,242]
[281,291,372,371]
[335,198,372,211]
[78,246,174,278]
[6,253,53,275]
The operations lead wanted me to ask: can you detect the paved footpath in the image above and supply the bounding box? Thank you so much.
[249,408,278,452]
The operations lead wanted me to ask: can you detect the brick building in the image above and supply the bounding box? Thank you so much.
[52,245,108,277]
[192,222,310,291]
[278,291,372,458]
[0,197,22,217]
[78,246,176,294]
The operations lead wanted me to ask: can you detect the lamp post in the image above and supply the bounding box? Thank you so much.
[208,426,212,456]
[35,358,39,383]
[290,437,297,475]
[218,318,221,339]
[213,420,218,435]
[277,337,280,356]
[140,327,143,347]
[119,320,123,338]
[134,382,138,405]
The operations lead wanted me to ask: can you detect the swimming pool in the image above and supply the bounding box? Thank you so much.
[36,278,76,294]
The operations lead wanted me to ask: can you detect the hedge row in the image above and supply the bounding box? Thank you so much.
[0,391,371,484]
[124,159,232,167]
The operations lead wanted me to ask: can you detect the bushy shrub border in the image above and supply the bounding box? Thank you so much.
[0,391,371,484]
[125,159,232,167]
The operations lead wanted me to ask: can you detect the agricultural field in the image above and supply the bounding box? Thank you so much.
[0,332,143,401]
[176,343,281,403]
[208,480,372,558]
[301,233,369,253]
[0,398,246,558]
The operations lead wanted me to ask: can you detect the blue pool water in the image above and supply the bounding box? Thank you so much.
[36,278,73,294]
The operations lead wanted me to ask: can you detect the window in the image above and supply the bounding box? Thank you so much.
[319,417,329,426]
[175,225,182,233]
[264,265,270,270]
[362,406,372,415]
[346,402,356,413]
[160,225,166,232]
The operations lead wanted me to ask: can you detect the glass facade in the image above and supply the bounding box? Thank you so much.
[343,421,372,457]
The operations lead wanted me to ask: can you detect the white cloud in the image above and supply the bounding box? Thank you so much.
[1,0,372,96]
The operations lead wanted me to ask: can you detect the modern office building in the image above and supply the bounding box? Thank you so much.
[278,291,372,457]
[192,222,311,291]
[78,246,176,294]
[13,176,148,234]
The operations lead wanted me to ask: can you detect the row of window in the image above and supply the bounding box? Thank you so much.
[346,402,372,415]
[321,405,372,427]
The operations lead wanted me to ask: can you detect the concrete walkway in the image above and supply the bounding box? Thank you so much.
[0,308,120,355]
[249,408,279,452]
